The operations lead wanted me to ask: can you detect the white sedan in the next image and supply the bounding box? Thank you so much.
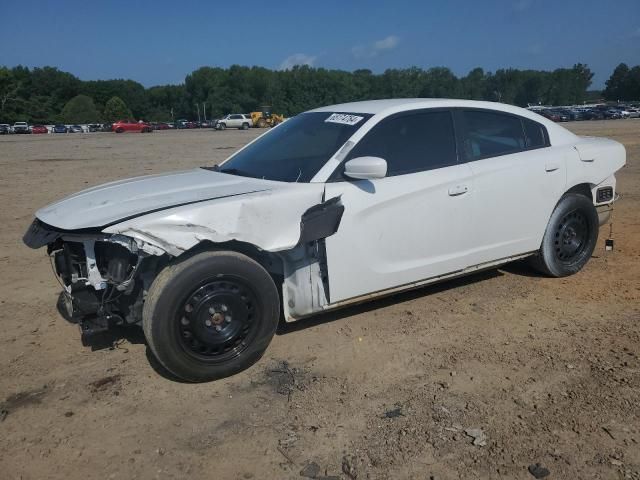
[24,99,626,382]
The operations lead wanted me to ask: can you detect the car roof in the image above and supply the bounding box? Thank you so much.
[309,98,547,118]
[309,98,577,145]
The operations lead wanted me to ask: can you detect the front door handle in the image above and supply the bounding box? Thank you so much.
[448,184,469,196]
[545,162,561,172]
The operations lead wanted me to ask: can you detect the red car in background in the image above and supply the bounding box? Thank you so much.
[112,119,152,133]
[31,125,48,134]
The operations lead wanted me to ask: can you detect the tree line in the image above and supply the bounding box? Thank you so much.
[0,62,636,124]
[604,63,640,102]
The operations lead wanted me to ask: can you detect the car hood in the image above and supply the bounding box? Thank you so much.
[36,168,276,230]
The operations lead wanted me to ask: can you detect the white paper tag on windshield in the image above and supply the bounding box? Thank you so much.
[325,113,364,126]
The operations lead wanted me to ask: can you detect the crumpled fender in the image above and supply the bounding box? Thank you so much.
[103,184,326,256]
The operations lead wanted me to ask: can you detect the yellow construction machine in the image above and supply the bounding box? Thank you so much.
[250,106,284,128]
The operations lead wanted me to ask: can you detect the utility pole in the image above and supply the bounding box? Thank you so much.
[203,102,207,122]
[196,103,201,124]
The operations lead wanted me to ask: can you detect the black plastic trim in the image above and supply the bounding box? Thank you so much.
[298,196,345,244]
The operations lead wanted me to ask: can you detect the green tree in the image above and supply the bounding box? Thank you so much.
[103,96,132,121]
[0,67,20,121]
[604,63,630,100]
[60,94,99,123]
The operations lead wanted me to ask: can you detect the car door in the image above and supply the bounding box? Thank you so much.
[228,115,241,128]
[456,109,568,265]
[323,109,475,304]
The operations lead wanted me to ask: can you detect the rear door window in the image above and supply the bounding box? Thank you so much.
[460,110,526,160]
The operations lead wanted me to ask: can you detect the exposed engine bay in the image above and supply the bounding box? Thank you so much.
[31,226,167,340]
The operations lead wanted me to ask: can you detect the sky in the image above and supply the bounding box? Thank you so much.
[1,0,639,89]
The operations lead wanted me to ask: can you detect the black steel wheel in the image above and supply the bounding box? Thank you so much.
[554,209,589,262]
[143,250,280,382]
[530,193,598,277]
[177,278,259,363]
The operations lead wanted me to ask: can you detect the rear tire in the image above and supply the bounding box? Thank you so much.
[115,127,124,133]
[241,123,249,130]
[529,193,598,277]
[143,250,280,382]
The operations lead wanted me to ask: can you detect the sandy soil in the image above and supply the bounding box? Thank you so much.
[0,122,638,480]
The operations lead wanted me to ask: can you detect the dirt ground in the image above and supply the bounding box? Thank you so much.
[0,121,638,480]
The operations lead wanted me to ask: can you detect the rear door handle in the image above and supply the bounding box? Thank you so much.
[545,162,561,172]
[448,185,469,196]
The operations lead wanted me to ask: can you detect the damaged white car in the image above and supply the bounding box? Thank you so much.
[24,99,626,382]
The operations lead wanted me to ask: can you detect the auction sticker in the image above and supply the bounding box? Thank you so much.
[325,113,364,126]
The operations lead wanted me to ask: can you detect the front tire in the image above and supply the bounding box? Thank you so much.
[530,193,598,277]
[218,123,226,130]
[143,250,280,382]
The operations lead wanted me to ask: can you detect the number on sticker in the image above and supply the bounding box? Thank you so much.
[325,113,364,126]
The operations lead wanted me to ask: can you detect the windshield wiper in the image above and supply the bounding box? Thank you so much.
[204,165,257,178]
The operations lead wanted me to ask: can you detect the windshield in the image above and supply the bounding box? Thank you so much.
[213,112,372,182]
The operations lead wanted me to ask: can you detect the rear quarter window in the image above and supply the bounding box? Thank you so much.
[522,118,549,149]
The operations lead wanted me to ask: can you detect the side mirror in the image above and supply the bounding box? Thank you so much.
[343,156,387,180]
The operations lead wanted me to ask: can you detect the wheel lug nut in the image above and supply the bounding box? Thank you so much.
[225,316,232,323]
[205,319,212,327]
[215,325,222,332]
[208,307,216,314]
[221,305,228,312]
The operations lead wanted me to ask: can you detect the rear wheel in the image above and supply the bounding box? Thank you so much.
[241,123,249,130]
[115,127,124,133]
[529,193,598,277]
[143,251,280,382]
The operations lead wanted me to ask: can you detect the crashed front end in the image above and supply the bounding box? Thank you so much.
[23,219,166,341]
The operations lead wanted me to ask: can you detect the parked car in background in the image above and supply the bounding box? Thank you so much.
[615,108,631,119]
[88,124,102,132]
[0,124,10,134]
[13,121,30,134]
[215,114,253,130]
[603,110,622,120]
[536,110,561,122]
[176,119,189,129]
[151,122,170,131]
[68,125,84,133]
[627,107,640,118]
[23,98,626,382]
[549,109,569,122]
[112,120,152,133]
[583,110,604,120]
[31,125,48,134]
[53,124,68,134]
